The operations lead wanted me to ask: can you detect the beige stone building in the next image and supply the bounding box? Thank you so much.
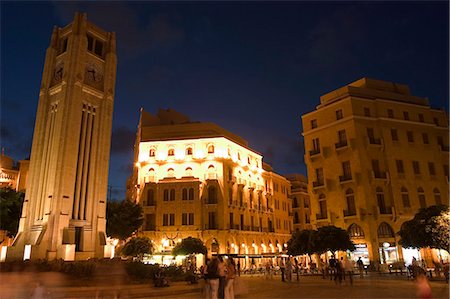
[7,13,117,261]
[302,78,449,265]
[128,109,292,263]
[285,174,312,231]
[0,153,29,192]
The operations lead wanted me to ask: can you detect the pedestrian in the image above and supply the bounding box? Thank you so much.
[280,260,286,282]
[344,258,353,285]
[237,260,241,277]
[217,256,227,299]
[286,258,292,282]
[294,259,300,281]
[264,262,271,279]
[334,259,342,284]
[207,257,221,299]
[357,257,364,278]
[329,258,336,281]
[225,258,236,299]
[202,259,211,299]
[415,272,431,299]
[30,281,48,299]
[340,257,346,281]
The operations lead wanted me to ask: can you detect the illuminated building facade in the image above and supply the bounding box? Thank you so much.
[302,78,449,265]
[7,13,117,261]
[128,109,292,260]
[285,174,312,231]
[0,153,29,192]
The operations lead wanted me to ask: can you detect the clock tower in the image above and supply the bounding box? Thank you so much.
[8,13,117,260]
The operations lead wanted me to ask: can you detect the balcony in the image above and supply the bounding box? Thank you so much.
[309,148,321,157]
[316,213,327,220]
[343,209,357,217]
[335,141,348,149]
[339,175,352,183]
[379,206,393,215]
[313,181,325,188]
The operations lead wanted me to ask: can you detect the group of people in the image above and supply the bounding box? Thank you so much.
[202,256,236,299]
[322,257,356,285]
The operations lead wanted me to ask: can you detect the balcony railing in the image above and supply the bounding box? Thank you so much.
[379,206,393,215]
[343,209,357,217]
[339,175,352,182]
[309,148,321,156]
[335,141,348,149]
[316,213,327,220]
[313,181,324,188]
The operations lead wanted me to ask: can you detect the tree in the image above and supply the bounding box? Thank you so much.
[121,236,153,260]
[287,229,318,256]
[106,199,143,240]
[0,188,25,237]
[315,225,355,255]
[398,205,449,251]
[172,237,207,256]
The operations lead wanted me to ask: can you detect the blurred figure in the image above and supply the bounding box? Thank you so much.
[286,258,292,282]
[415,273,431,299]
[225,258,236,299]
[343,258,354,285]
[207,257,220,299]
[357,257,364,278]
[30,281,48,299]
[217,256,227,299]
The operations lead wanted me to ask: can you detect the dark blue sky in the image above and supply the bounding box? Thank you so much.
[1,1,449,200]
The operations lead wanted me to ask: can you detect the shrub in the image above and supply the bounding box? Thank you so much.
[124,262,159,281]
[60,260,97,279]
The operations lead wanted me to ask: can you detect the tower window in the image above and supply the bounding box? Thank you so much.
[149,149,155,157]
[311,119,317,129]
[336,109,343,120]
[186,147,193,155]
[208,145,215,154]
[403,111,410,120]
[94,40,104,56]
[87,35,94,51]
[364,107,371,117]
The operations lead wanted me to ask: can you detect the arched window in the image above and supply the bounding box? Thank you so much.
[169,189,175,201]
[163,189,169,201]
[149,149,156,157]
[248,157,251,164]
[418,187,426,208]
[182,188,188,200]
[377,222,394,238]
[348,223,365,238]
[318,194,327,219]
[401,187,410,207]
[167,168,174,177]
[345,188,356,215]
[208,145,215,154]
[185,167,193,176]
[434,188,441,205]
[293,197,298,208]
[208,186,217,204]
[186,147,193,155]
[189,188,194,200]
[168,148,175,156]
[294,212,299,224]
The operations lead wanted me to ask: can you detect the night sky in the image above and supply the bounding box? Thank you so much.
[1,1,449,200]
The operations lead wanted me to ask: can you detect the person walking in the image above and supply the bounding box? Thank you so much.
[344,258,354,285]
[217,256,227,299]
[357,257,364,278]
[286,258,293,282]
[225,258,236,299]
[207,257,221,299]
[280,260,286,282]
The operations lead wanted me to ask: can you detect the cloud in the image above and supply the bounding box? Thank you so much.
[110,126,135,155]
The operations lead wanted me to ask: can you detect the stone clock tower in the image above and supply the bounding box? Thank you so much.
[8,13,116,260]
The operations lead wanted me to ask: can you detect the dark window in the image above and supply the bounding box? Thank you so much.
[434,188,441,205]
[87,35,94,51]
[444,165,449,178]
[413,161,421,175]
[401,187,410,208]
[345,189,356,215]
[229,213,234,227]
[407,131,414,143]
[336,109,343,120]
[188,188,194,200]
[169,189,175,201]
[182,213,188,225]
[75,227,82,252]
[418,114,424,122]
[364,107,371,117]
[422,133,429,144]
[163,189,169,201]
[377,222,394,238]
[387,109,394,118]
[163,214,168,226]
[403,111,410,120]
[149,149,155,157]
[311,119,317,129]
[319,196,327,218]
[145,214,155,230]
[342,161,352,177]
[337,130,347,144]
[428,162,436,176]
[433,117,439,126]
[396,160,404,174]
[348,223,365,238]
[94,40,103,56]
[182,188,188,200]
[169,213,175,226]
[189,213,194,225]
[147,189,155,206]
[391,129,398,141]
[208,186,217,204]
[208,212,217,229]
[418,188,426,208]
[240,214,244,230]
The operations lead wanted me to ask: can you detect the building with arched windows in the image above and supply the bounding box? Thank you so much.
[127,109,292,264]
[302,78,449,265]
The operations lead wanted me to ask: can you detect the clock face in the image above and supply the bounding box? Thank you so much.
[53,62,64,82]
[85,61,103,83]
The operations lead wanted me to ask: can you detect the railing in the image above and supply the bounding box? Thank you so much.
[339,175,352,182]
[343,209,357,217]
[309,148,321,156]
[316,213,327,220]
[335,141,348,149]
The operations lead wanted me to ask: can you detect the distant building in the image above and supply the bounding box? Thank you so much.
[0,153,29,191]
[285,174,312,231]
[302,78,449,265]
[128,109,293,264]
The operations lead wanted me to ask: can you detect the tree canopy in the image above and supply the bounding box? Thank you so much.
[106,199,143,240]
[0,188,24,237]
[172,237,207,256]
[121,236,153,259]
[398,205,449,251]
[287,229,317,256]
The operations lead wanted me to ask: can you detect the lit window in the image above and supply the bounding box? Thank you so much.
[167,168,175,177]
[186,147,193,155]
[168,148,175,156]
[208,145,215,154]
[149,149,156,157]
